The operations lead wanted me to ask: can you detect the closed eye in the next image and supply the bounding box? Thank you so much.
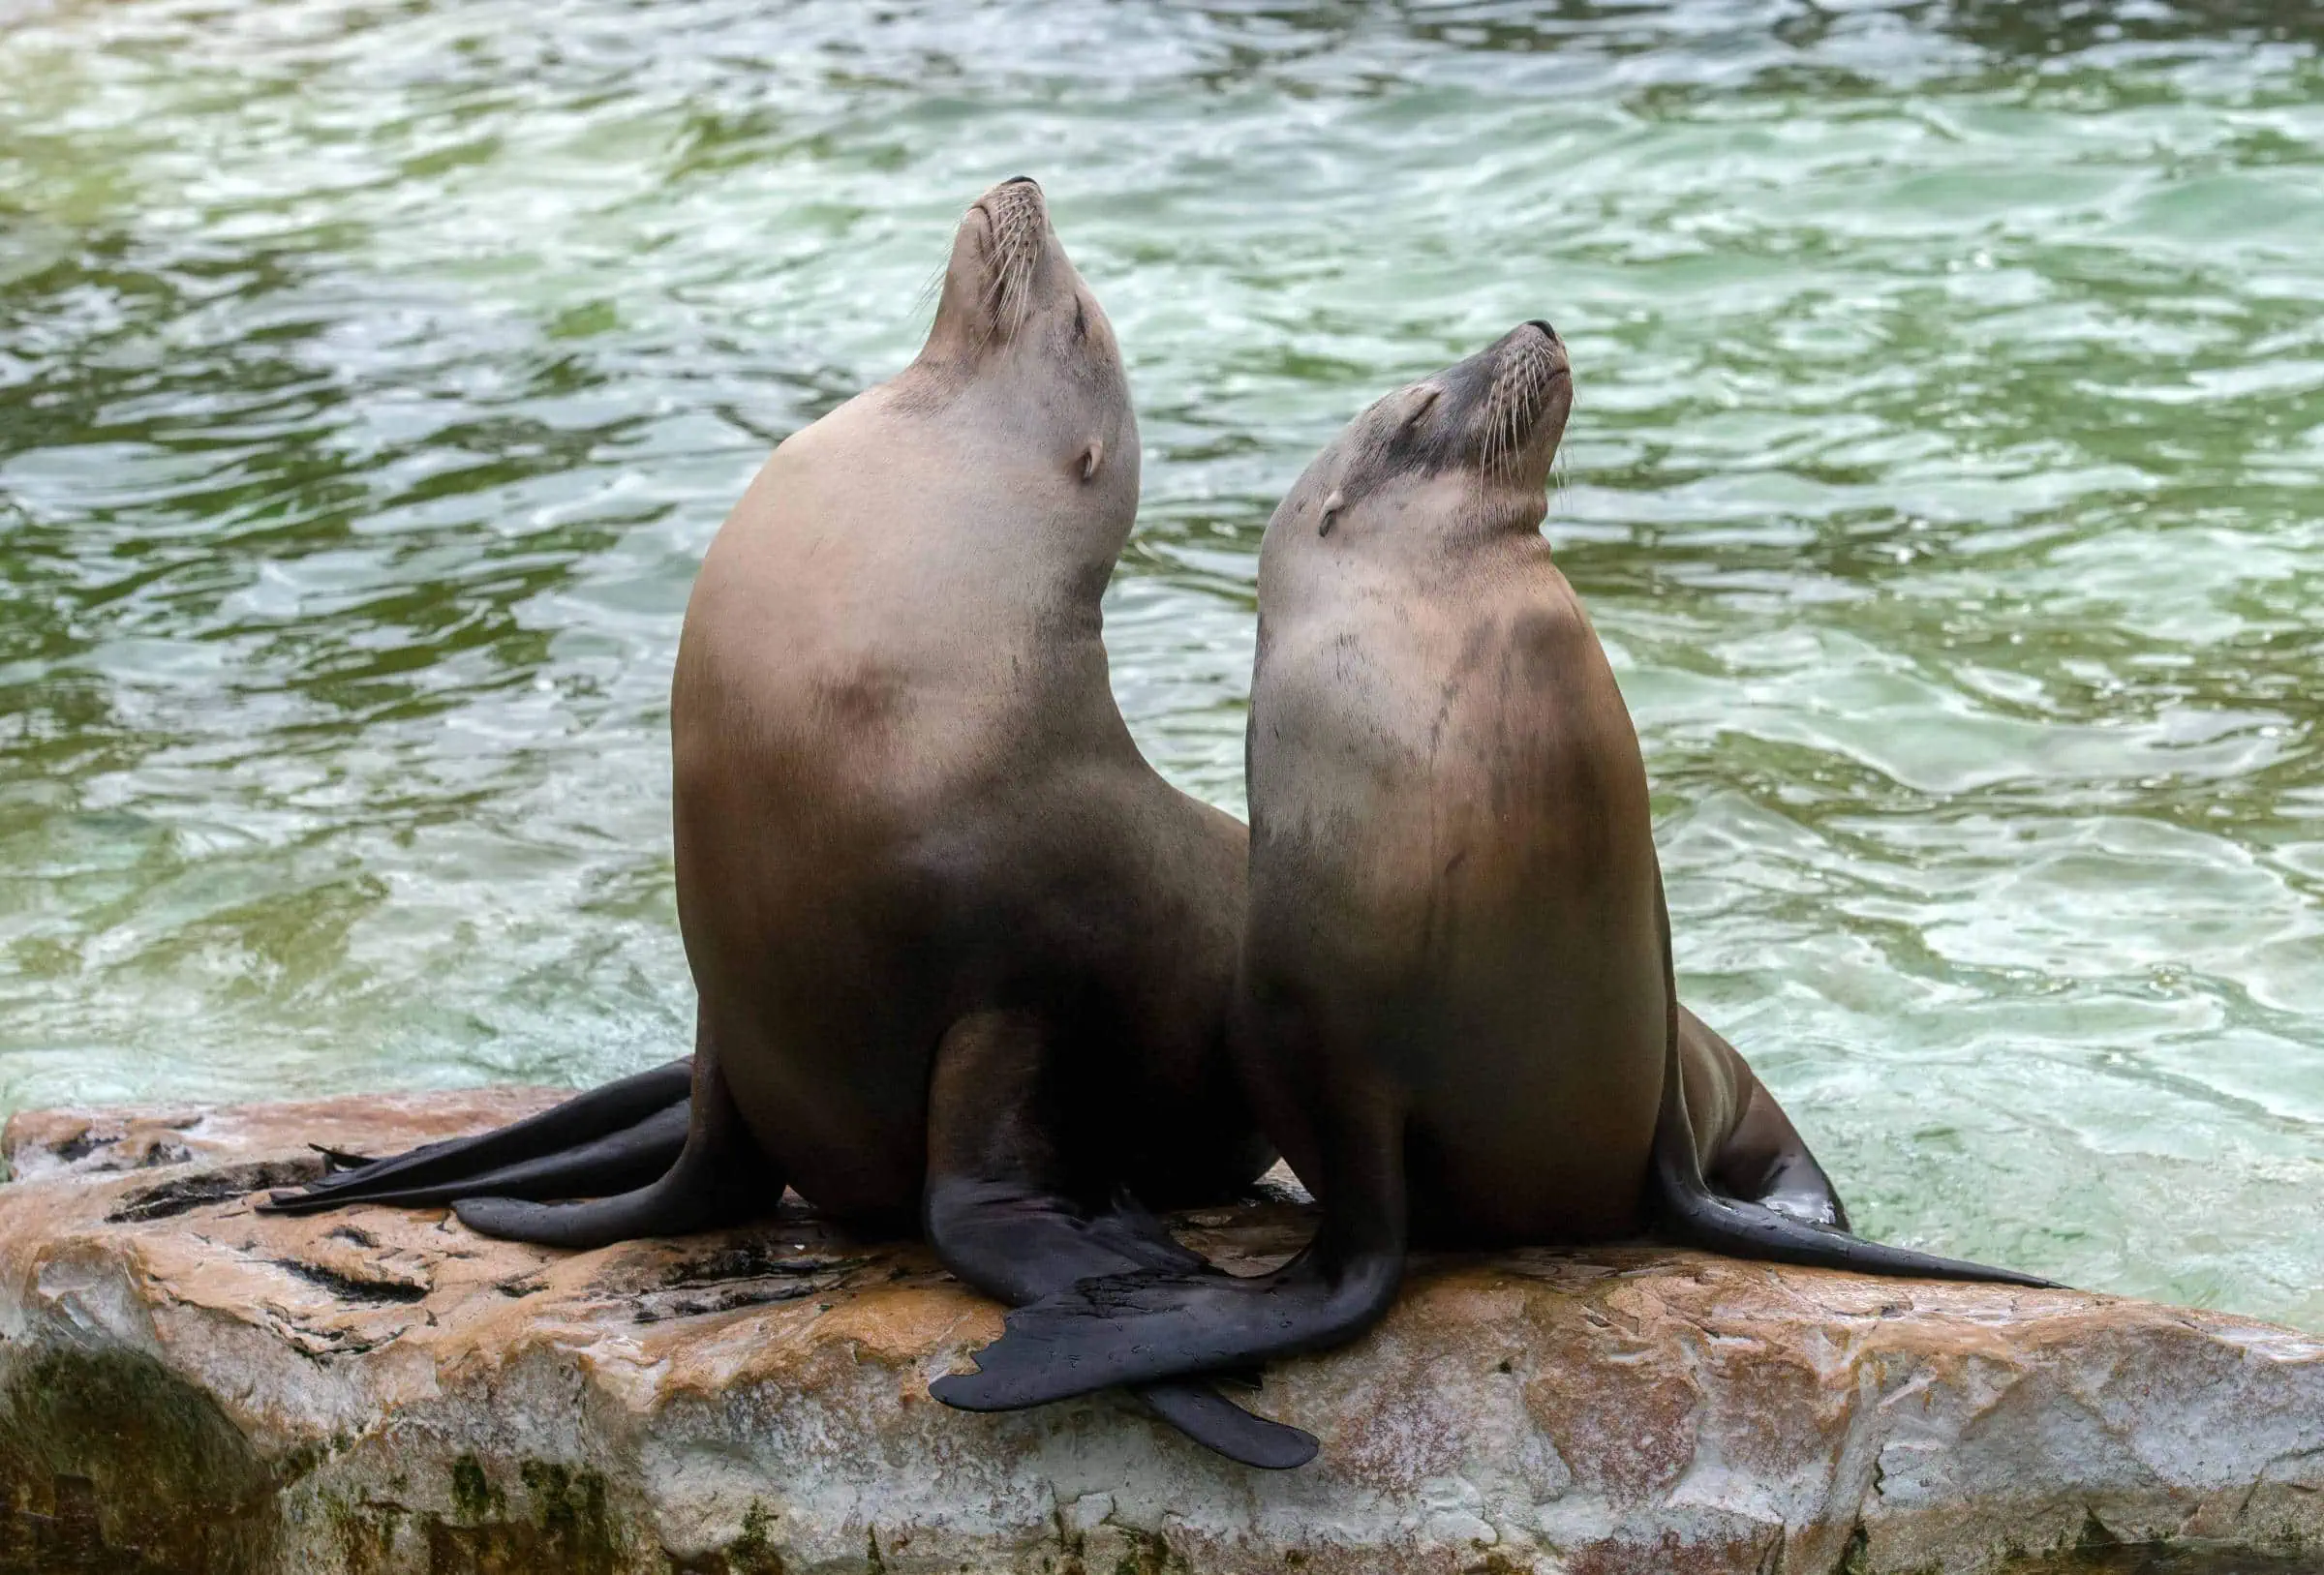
[1402,386,1441,429]
[1072,298,1088,340]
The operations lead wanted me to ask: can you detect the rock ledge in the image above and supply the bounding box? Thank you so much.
[0,1090,2317,1575]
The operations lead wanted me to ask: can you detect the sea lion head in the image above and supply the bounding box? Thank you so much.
[1269,321,1572,551]
[909,176,1137,508]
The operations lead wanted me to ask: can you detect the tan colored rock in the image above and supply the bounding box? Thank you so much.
[0,1090,2316,1575]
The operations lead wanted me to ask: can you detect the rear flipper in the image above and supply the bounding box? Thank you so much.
[1660,1054,2060,1287]
[267,1103,689,1214]
[1138,1376,1323,1469]
[1654,891,2061,1288]
[1657,1181,2060,1287]
[454,1045,769,1250]
[260,1058,694,1216]
[1689,1010,1851,1233]
[920,1009,1327,1469]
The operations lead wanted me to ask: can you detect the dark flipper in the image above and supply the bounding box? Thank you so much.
[260,1058,694,1215]
[1138,1380,1317,1469]
[1656,1183,2060,1287]
[931,1076,1409,1419]
[920,1009,1323,1469]
[265,1103,690,1215]
[454,1047,767,1250]
[929,1247,1402,1415]
[1686,1007,1853,1233]
[1648,879,2062,1289]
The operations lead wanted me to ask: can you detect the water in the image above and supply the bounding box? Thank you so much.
[1,0,2319,1330]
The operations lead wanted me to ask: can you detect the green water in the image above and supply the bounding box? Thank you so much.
[1,0,2319,1328]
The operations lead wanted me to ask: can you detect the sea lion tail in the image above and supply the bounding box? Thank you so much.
[257,1058,694,1215]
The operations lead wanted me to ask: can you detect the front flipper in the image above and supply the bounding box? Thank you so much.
[930,1247,1401,1412]
[260,1058,694,1215]
[933,1074,1409,1420]
[920,1009,1318,1469]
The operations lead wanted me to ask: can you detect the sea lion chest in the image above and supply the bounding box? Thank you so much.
[1247,541,1667,1237]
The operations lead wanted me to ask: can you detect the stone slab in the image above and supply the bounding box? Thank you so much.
[0,1091,2317,1575]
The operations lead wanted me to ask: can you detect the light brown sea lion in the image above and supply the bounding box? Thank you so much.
[265,177,1313,1468]
[932,323,2057,1439]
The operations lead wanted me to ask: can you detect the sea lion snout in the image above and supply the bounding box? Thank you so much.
[1464,321,1572,485]
[931,176,1065,353]
[1270,325,1575,544]
[1490,318,1569,381]
[973,176,1050,264]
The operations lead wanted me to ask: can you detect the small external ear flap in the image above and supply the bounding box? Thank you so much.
[1081,439,1103,482]
[1318,489,1345,537]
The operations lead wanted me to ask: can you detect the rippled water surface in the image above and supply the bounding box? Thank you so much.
[3,0,2320,1325]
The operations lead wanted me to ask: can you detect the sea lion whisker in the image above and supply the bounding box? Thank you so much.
[1503,381,1525,475]
[1482,375,1509,480]
[911,257,950,327]
[969,210,1043,353]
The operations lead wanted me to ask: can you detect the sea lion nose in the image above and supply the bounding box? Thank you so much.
[1525,319,1559,342]
[1000,174,1040,188]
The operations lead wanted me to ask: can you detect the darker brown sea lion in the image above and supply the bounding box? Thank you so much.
[932,322,2058,1435]
[264,177,1312,1468]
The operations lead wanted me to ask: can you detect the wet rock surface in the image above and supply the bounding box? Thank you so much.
[0,1091,2317,1575]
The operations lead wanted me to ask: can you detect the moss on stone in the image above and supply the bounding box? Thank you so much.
[0,1345,281,1573]
[1112,1529,1188,1575]
[449,1454,502,1521]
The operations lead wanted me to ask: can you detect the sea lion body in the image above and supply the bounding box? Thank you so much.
[1241,500,1668,1245]
[267,180,1307,1467]
[1241,453,1834,1245]
[671,354,1257,1227]
[933,325,2055,1446]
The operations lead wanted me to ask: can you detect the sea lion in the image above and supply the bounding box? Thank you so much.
[931,322,2059,1432]
[264,177,1314,1469]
